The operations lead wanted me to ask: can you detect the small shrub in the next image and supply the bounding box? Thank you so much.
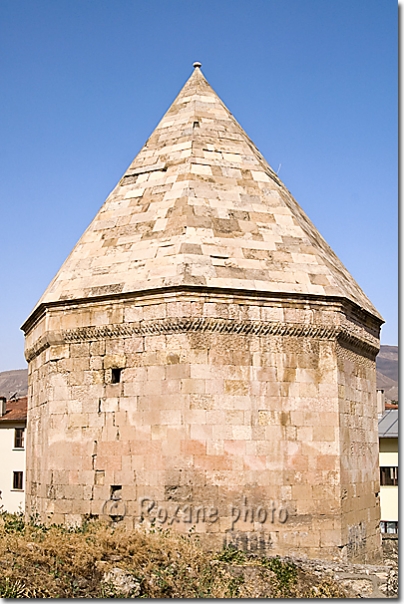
[1,510,26,534]
[226,574,245,597]
[216,544,246,564]
[261,555,298,596]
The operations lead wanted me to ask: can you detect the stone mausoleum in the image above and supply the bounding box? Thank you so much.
[22,64,383,562]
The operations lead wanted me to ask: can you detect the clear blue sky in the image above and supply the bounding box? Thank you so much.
[0,0,397,371]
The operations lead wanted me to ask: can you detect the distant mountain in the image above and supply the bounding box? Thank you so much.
[0,369,28,399]
[0,344,398,402]
[376,345,398,402]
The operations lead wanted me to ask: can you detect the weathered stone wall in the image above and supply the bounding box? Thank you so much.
[337,334,382,563]
[24,291,381,562]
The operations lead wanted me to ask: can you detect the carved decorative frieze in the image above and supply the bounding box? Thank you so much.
[25,316,379,362]
[63,318,339,340]
[336,341,376,367]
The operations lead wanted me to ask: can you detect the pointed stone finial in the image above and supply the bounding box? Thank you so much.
[193,62,202,69]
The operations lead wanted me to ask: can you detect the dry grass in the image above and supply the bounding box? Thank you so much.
[0,512,347,598]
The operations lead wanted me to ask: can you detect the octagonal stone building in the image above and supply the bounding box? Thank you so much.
[22,64,383,562]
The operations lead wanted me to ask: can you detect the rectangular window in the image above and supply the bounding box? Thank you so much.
[14,428,25,449]
[110,484,122,499]
[380,466,398,486]
[380,521,398,534]
[111,368,122,384]
[13,471,23,491]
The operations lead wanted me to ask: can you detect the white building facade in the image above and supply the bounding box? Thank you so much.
[378,408,398,534]
[0,397,27,514]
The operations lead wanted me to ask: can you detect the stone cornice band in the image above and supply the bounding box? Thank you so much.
[21,285,383,336]
[25,317,379,363]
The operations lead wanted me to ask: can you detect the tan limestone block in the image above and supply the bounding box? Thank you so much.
[49,344,70,361]
[313,426,335,442]
[68,413,89,429]
[161,437,182,458]
[231,425,252,440]
[187,349,208,364]
[190,364,210,379]
[86,412,106,427]
[180,439,207,456]
[124,337,144,354]
[54,499,74,514]
[294,531,321,549]
[147,365,166,381]
[144,335,166,351]
[124,306,144,322]
[135,408,162,425]
[318,411,339,426]
[190,424,212,440]
[257,410,275,426]
[142,303,167,321]
[55,358,74,373]
[193,454,232,471]
[312,484,339,503]
[224,380,249,395]
[142,380,164,395]
[313,497,340,514]
[160,410,182,425]
[151,423,168,440]
[217,410,242,425]
[296,426,313,441]
[89,356,103,370]
[181,378,205,394]
[103,353,126,369]
[60,313,86,331]
[166,363,190,380]
[130,455,145,471]
[123,378,140,399]
[221,395,251,411]
[66,399,83,414]
[124,366,147,381]
[243,455,266,471]
[163,379,179,394]
[182,409,206,425]
[96,455,122,471]
[103,383,121,398]
[112,412,127,428]
[286,453,309,472]
[315,455,338,471]
[88,369,104,384]
[253,366,277,382]
[206,439,224,456]
[46,513,66,525]
[300,411,322,427]
[70,342,91,358]
[67,371,86,387]
[72,357,91,372]
[118,396,137,412]
[205,410,224,425]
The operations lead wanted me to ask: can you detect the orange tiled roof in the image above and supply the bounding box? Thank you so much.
[385,402,398,410]
[0,396,27,422]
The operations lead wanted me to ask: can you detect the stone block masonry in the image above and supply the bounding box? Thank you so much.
[24,290,382,562]
[22,64,383,563]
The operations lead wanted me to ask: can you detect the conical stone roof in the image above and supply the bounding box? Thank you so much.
[36,65,381,320]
